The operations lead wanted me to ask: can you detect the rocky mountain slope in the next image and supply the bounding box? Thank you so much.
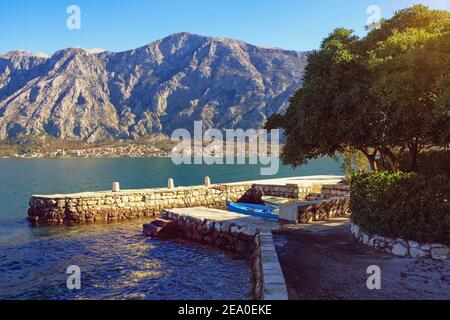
[0,33,308,142]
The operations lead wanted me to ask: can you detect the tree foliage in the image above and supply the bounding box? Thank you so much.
[267,5,450,172]
[338,147,369,179]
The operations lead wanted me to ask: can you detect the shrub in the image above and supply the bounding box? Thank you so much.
[351,172,450,245]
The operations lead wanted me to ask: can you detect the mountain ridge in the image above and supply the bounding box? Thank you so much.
[0,32,308,142]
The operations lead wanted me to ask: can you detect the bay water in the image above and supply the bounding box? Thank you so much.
[0,157,342,299]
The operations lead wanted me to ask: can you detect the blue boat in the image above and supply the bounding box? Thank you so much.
[226,202,279,220]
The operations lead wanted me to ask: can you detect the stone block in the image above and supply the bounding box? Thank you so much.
[410,247,427,258]
[263,284,288,301]
[408,241,419,248]
[362,234,369,245]
[392,243,408,257]
[264,274,286,285]
[263,293,288,301]
[431,247,449,260]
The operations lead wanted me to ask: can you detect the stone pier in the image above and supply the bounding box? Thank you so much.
[28,175,344,224]
[150,207,288,300]
[26,175,346,300]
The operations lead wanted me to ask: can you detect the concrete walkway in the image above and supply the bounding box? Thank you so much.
[226,175,343,186]
[165,207,278,231]
[273,219,450,300]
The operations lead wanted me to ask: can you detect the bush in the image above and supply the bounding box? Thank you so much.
[351,172,450,245]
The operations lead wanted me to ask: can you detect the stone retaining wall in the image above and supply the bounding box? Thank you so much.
[159,208,288,300]
[321,184,350,199]
[279,197,350,224]
[252,183,320,200]
[298,197,350,223]
[351,222,450,260]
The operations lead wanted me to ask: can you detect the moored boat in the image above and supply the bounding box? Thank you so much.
[226,202,279,220]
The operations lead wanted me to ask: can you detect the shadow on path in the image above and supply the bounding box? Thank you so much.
[273,220,450,300]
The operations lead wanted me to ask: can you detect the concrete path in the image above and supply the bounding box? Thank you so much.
[166,207,278,232]
[226,175,343,186]
[273,219,450,300]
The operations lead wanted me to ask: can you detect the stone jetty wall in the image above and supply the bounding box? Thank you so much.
[255,232,290,300]
[161,208,258,256]
[351,222,450,260]
[28,184,253,224]
[28,181,331,225]
[159,208,288,300]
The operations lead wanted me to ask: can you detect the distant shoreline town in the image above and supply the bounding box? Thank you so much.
[2,145,171,159]
[0,137,275,159]
[0,136,175,159]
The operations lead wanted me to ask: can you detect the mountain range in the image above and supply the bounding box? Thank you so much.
[0,32,308,142]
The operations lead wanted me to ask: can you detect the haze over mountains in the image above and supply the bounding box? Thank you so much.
[0,33,308,142]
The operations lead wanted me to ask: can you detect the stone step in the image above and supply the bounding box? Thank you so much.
[143,223,163,237]
[153,218,171,228]
[143,219,180,239]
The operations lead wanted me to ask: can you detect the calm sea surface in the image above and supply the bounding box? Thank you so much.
[0,157,342,300]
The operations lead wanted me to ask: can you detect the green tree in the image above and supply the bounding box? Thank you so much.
[365,5,450,171]
[338,147,369,179]
[267,5,450,172]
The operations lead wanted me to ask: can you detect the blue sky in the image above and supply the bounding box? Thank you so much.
[1,0,449,54]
